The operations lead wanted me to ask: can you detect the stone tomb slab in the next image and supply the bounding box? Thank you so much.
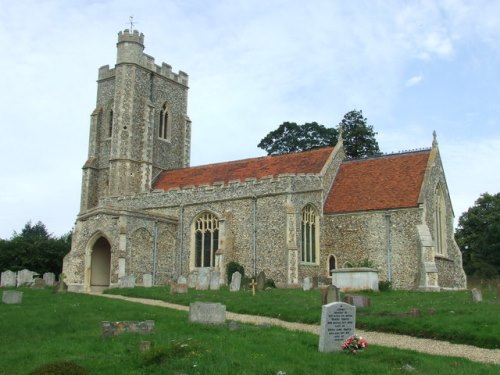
[2,291,23,304]
[318,302,356,352]
[189,302,226,325]
[101,320,155,337]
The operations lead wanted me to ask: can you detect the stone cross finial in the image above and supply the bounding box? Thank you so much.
[249,278,257,296]
[432,130,438,147]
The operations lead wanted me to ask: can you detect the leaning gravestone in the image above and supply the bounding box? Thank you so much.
[43,272,56,286]
[303,277,313,291]
[230,271,242,292]
[17,269,37,287]
[2,291,23,304]
[209,271,221,290]
[187,272,197,288]
[143,274,153,287]
[189,302,226,325]
[318,302,356,352]
[196,269,210,290]
[119,275,136,288]
[256,271,266,291]
[1,270,17,287]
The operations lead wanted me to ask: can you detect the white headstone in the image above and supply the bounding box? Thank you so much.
[230,271,242,292]
[2,291,23,304]
[43,272,56,286]
[196,269,210,290]
[187,272,197,288]
[119,275,136,288]
[318,302,356,352]
[209,271,221,290]
[1,270,17,287]
[143,274,153,287]
[189,302,226,325]
[303,277,313,291]
[17,269,37,287]
[471,288,482,303]
[177,275,187,285]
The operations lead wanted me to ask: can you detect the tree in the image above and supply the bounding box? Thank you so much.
[257,121,338,155]
[455,192,500,278]
[338,110,380,159]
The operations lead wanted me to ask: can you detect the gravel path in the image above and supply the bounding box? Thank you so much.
[93,293,500,365]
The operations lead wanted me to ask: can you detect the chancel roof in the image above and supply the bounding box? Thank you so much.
[324,150,431,214]
[153,147,335,190]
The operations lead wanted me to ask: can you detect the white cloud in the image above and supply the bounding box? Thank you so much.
[405,74,424,87]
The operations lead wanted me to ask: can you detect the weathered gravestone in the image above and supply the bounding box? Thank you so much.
[303,277,313,291]
[318,302,356,352]
[119,275,136,288]
[187,272,197,288]
[101,320,155,337]
[2,291,23,304]
[32,278,46,289]
[170,283,188,294]
[143,274,153,287]
[177,275,187,285]
[321,285,341,305]
[196,269,210,290]
[209,271,221,290]
[256,271,266,291]
[17,269,37,287]
[343,294,371,308]
[43,272,56,286]
[471,288,482,303]
[1,270,17,287]
[189,302,226,325]
[230,271,242,292]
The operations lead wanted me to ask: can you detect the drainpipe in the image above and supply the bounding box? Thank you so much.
[153,221,158,286]
[385,211,392,282]
[252,196,257,276]
[179,205,184,276]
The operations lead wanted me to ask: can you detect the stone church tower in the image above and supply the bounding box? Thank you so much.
[80,29,191,210]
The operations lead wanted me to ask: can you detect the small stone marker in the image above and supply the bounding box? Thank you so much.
[101,320,155,337]
[189,302,226,325]
[256,271,266,291]
[143,274,153,287]
[321,285,341,305]
[119,275,136,288]
[318,302,356,352]
[229,271,242,292]
[209,271,221,290]
[177,275,187,285]
[249,278,257,296]
[43,272,56,286]
[1,270,17,287]
[2,291,23,304]
[343,294,371,308]
[196,269,210,290]
[303,277,312,291]
[187,272,197,288]
[170,283,188,294]
[471,288,482,303]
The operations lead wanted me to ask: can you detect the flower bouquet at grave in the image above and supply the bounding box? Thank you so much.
[341,335,368,354]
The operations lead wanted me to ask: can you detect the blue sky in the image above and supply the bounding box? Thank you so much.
[0,0,499,238]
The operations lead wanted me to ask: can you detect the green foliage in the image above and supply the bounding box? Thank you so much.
[226,261,245,285]
[347,258,377,268]
[27,361,90,375]
[257,121,338,155]
[0,221,71,274]
[338,109,381,159]
[378,280,393,291]
[455,192,500,278]
[140,339,203,367]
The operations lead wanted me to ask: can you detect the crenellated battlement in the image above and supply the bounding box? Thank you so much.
[118,29,145,45]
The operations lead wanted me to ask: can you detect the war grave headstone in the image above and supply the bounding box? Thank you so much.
[189,302,226,325]
[209,271,221,290]
[321,285,341,305]
[2,290,23,304]
[119,275,136,288]
[303,277,312,291]
[229,271,242,292]
[196,269,210,290]
[143,274,153,287]
[1,270,17,287]
[256,271,266,291]
[187,272,197,288]
[318,302,356,352]
[43,272,56,286]
[17,269,37,287]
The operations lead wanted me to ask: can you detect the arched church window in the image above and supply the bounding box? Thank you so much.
[301,204,319,263]
[434,185,447,256]
[108,110,113,138]
[159,103,170,140]
[194,212,219,268]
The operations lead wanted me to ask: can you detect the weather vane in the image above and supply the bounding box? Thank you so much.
[129,16,135,32]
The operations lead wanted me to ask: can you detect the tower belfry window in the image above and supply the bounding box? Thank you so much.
[159,103,170,140]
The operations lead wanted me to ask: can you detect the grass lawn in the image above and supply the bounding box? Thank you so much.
[105,285,500,349]
[1,288,499,375]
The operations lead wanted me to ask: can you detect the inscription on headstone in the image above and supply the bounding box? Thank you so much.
[230,271,242,292]
[318,302,356,352]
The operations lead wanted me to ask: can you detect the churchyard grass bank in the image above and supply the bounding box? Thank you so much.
[105,286,500,349]
[1,289,499,374]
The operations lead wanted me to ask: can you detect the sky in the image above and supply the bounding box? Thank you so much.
[0,0,499,239]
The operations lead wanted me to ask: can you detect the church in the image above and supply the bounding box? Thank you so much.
[62,29,466,292]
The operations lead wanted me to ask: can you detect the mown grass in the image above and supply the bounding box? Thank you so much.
[105,285,500,349]
[1,288,499,374]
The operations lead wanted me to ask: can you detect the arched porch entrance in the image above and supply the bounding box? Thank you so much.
[90,237,111,287]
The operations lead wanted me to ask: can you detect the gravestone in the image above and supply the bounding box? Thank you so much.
[471,288,482,303]
[119,275,136,288]
[177,275,187,285]
[303,277,313,291]
[101,320,155,337]
[1,270,17,287]
[43,272,56,286]
[189,302,226,325]
[53,273,68,293]
[143,274,153,287]
[229,271,242,292]
[321,285,341,305]
[170,283,188,294]
[256,271,266,291]
[312,276,319,289]
[32,278,46,289]
[343,294,371,308]
[209,271,221,290]
[2,291,23,304]
[318,302,356,352]
[196,269,210,290]
[17,269,37,287]
[187,272,197,288]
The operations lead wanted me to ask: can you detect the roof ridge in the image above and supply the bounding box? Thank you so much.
[345,148,431,163]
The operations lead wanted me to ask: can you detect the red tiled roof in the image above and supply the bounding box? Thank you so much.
[153,147,334,190]
[324,150,431,213]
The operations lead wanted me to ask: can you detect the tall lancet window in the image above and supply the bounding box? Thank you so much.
[159,103,170,140]
[434,185,447,256]
[301,204,319,263]
[108,110,113,138]
[194,212,219,268]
